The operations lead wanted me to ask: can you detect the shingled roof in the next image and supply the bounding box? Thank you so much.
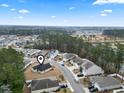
[32,63,52,72]
[90,76,122,91]
[31,78,59,91]
[63,53,77,60]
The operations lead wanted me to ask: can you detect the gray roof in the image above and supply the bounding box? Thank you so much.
[90,76,122,89]
[71,56,85,65]
[33,50,49,57]
[33,63,52,72]
[31,79,59,91]
[39,50,49,56]
[63,53,76,60]
[71,57,95,68]
[82,60,94,69]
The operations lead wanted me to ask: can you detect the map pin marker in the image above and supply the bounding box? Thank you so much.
[37,55,45,65]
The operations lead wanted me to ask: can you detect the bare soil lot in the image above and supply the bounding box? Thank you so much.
[24,63,66,83]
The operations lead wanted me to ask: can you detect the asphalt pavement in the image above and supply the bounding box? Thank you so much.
[49,60,85,93]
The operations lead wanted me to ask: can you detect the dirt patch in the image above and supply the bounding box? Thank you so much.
[24,63,66,83]
[56,88,73,93]
[23,84,31,93]
[80,78,90,87]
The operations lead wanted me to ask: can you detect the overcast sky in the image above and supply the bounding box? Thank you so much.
[0,0,124,26]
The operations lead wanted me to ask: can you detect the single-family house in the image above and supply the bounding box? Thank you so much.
[70,57,104,76]
[32,50,49,58]
[31,78,59,93]
[49,50,59,58]
[81,59,104,76]
[90,76,122,91]
[32,63,52,73]
[70,56,85,68]
[63,53,77,62]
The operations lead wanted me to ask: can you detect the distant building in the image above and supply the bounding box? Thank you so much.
[31,78,59,93]
[90,76,122,91]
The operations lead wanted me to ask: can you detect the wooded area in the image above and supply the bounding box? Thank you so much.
[33,32,124,74]
[0,48,24,93]
[103,30,124,38]
[0,26,67,35]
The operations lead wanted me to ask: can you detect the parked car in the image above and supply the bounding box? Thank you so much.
[77,74,84,77]
[88,85,94,89]
[60,85,67,88]
[89,88,98,92]
[61,64,64,66]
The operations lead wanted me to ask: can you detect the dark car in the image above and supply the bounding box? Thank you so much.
[88,85,94,89]
[61,64,64,66]
[89,88,98,92]
[77,74,84,77]
[60,85,68,88]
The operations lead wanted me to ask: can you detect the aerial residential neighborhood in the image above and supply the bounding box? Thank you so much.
[0,0,124,93]
[0,26,124,93]
[23,48,124,93]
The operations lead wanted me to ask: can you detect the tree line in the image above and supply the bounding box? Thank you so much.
[0,26,68,35]
[33,32,124,74]
[103,29,124,38]
[0,48,24,93]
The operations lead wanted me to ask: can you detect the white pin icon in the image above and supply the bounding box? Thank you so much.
[37,55,45,65]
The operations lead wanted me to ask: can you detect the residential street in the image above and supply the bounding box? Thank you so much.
[49,60,85,93]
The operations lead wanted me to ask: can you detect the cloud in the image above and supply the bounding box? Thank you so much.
[0,4,9,7]
[15,16,24,19]
[51,16,56,18]
[10,8,16,11]
[69,7,75,10]
[101,9,112,13]
[19,9,30,14]
[93,0,124,5]
[100,9,112,16]
[100,13,107,16]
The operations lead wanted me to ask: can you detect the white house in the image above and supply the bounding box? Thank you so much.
[70,57,104,76]
[81,59,104,76]
[49,50,59,59]
[90,76,122,91]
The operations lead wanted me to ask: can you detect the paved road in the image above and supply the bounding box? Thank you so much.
[49,60,85,93]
